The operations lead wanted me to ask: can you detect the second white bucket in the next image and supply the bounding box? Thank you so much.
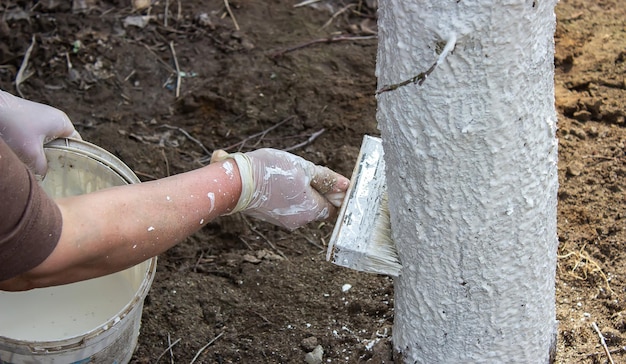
[0,138,157,364]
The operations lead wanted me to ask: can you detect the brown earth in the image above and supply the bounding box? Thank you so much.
[0,0,624,363]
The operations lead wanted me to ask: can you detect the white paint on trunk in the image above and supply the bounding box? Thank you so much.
[376,0,559,362]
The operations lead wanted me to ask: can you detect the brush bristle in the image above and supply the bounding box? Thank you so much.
[329,193,401,276]
[354,193,402,276]
[326,135,401,276]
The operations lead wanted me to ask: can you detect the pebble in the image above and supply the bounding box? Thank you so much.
[573,110,592,122]
[569,127,587,139]
[304,345,324,364]
[301,336,318,352]
[566,161,584,177]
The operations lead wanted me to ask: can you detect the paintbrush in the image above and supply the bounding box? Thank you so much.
[326,135,401,276]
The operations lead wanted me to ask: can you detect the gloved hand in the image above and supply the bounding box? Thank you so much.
[211,148,349,230]
[0,90,81,176]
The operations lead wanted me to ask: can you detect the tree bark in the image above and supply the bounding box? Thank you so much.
[376,1,559,362]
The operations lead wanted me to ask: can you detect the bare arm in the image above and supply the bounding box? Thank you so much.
[0,159,242,291]
[1,147,348,291]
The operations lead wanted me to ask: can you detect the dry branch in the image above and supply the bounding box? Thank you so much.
[154,336,181,364]
[168,41,181,98]
[320,4,356,30]
[190,331,225,364]
[15,35,36,97]
[223,0,240,30]
[283,128,325,152]
[158,124,212,159]
[242,216,287,260]
[271,35,376,58]
[218,116,296,152]
[591,322,616,364]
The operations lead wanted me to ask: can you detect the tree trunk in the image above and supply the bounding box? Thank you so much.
[376,1,559,362]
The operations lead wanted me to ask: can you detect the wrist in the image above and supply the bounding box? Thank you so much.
[226,152,255,214]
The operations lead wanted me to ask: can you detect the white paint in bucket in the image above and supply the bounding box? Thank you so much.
[0,271,135,341]
[0,138,157,364]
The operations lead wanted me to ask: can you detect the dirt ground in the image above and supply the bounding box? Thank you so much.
[0,0,624,363]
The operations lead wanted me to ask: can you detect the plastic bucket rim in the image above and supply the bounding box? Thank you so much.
[43,138,141,185]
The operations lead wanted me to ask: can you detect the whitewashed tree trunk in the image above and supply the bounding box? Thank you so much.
[376,1,559,362]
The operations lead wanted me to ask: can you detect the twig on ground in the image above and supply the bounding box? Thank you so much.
[64,52,78,87]
[562,11,584,22]
[295,231,324,250]
[320,3,356,30]
[294,0,321,7]
[591,322,615,364]
[134,170,159,180]
[583,155,618,161]
[158,124,212,159]
[193,251,204,272]
[223,0,240,30]
[15,35,36,97]
[168,333,175,364]
[212,117,323,155]
[218,115,296,152]
[242,215,287,260]
[168,41,182,98]
[154,336,181,364]
[161,148,170,177]
[586,347,626,359]
[140,43,176,73]
[190,331,225,364]
[193,251,218,272]
[164,0,169,27]
[283,128,325,152]
[238,236,253,250]
[123,70,136,82]
[271,35,377,58]
[249,309,273,325]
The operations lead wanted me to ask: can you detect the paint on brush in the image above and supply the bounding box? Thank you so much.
[326,135,401,276]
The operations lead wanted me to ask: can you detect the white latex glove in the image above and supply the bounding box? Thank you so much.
[212,148,349,230]
[0,90,81,176]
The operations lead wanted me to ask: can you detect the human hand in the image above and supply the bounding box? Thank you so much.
[211,148,349,230]
[0,90,81,176]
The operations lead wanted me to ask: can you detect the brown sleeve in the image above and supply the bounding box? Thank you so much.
[0,139,62,281]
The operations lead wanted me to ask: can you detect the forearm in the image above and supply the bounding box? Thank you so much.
[0,159,241,290]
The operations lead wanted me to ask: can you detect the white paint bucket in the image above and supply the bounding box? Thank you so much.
[0,138,157,364]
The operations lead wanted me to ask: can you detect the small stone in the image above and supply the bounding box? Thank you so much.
[566,161,584,177]
[256,249,284,261]
[132,0,151,10]
[240,38,255,50]
[301,336,318,352]
[573,110,592,122]
[242,254,261,264]
[304,345,324,364]
[569,127,587,139]
[196,13,216,29]
[586,126,599,138]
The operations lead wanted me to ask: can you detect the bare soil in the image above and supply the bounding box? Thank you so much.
[1,0,624,363]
